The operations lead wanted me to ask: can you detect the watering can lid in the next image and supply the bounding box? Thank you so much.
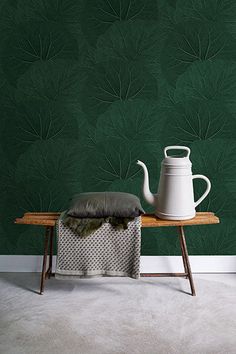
[162,146,192,167]
[162,156,192,167]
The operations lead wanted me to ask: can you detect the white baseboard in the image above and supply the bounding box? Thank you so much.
[0,255,235,273]
[140,256,236,273]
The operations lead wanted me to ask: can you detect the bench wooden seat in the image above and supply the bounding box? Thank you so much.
[15,211,219,227]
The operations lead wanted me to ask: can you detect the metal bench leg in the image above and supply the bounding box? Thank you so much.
[39,227,50,295]
[178,226,196,296]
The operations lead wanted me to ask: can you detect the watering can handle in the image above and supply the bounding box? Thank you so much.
[192,175,211,208]
[164,146,190,158]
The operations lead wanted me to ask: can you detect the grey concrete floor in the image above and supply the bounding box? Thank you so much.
[0,273,236,354]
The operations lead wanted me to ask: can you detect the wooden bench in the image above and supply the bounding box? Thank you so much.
[15,212,219,296]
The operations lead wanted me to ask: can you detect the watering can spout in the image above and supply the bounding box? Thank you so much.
[137,160,156,206]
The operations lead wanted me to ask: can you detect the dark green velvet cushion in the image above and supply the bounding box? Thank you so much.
[67,192,144,218]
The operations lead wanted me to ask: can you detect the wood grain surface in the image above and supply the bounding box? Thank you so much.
[15,212,219,228]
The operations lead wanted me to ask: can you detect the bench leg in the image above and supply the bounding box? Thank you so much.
[179,228,188,278]
[39,227,50,295]
[178,226,196,296]
[46,227,54,279]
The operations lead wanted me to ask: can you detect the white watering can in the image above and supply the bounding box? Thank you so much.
[137,146,211,220]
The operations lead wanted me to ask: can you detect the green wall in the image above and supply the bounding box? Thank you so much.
[1,0,236,255]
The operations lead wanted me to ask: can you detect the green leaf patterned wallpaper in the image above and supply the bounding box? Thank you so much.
[0,0,236,255]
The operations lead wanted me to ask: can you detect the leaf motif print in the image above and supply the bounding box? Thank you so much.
[81,60,158,121]
[96,99,165,144]
[175,60,236,105]
[81,0,158,44]
[2,21,79,85]
[161,21,236,84]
